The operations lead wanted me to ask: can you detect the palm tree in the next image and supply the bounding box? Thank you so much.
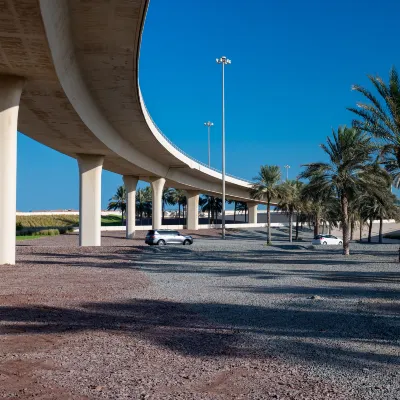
[301,175,336,237]
[227,200,238,222]
[348,67,400,245]
[136,187,152,224]
[345,198,361,241]
[236,201,248,222]
[251,165,283,244]
[348,67,400,186]
[288,181,314,240]
[200,196,222,224]
[291,181,304,239]
[276,180,298,242]
[199,195,211,224]
[277,180,313,242]
[322,196,341,235]
[169,189,187,224]
[300,126,389,255]
[359,190,399,243]
[107,185,126,225]
[162,188,176,224]
[377,193,399,243]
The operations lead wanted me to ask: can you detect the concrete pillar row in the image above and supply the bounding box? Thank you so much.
[248,202,258,224]
[150,177,165,229]
[123,175,138,239]
[185,190,200,230]
[0,76,25,265]
[77,154,104,246]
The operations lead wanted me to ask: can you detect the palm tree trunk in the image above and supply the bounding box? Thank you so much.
[368,217,373,243]
[314,212,319,236]
[267,202,271,244]
[350,220,354,241]
[359,218,363,242]
[289,212,293,242]
[295,214,299,241]
[379,216,383,244]
[341,194,350,255]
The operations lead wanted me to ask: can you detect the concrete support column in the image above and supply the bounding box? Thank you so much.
[123,175,138,239]
[150,177,165,229]
[0,76,25,265]
[248,202,258,224]
[185,190,200,230]
[77,154,104,246]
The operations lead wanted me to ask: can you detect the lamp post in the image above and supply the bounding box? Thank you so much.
[204,121,213,167]
[216,56,231,240]
[284,164,290,181]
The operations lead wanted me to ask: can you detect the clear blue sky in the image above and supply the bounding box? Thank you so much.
[17,0,400,211]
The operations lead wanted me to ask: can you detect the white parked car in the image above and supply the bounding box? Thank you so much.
[312,234,343,245]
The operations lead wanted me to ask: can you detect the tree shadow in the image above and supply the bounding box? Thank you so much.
[228,284,400,300]
[287,270,400,284]
[21,245,397,276]
[1,298,399,370]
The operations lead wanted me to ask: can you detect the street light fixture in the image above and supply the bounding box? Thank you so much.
[204,121,214,167]
[284,165,290,181]
[216,56,231,240]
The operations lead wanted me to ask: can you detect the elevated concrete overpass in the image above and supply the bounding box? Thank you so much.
[0,0,263,264]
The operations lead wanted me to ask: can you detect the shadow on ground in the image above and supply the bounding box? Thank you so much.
[20,245,400,283]
[1,297,399,371]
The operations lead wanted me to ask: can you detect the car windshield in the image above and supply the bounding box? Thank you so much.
[314,235,323,239]
[147,230,155,235]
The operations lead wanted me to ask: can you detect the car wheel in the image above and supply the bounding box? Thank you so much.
[322,241,327,245]
[183,239,191,245]
[338,241,342,245]
[158,240,166,246]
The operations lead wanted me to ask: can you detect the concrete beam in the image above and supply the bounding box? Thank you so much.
[77,154,104,246]
[185,190,200,230]
[248,202,258,224]
[150,177,165,229]
[123,175,138,239]
[0,76,25,265]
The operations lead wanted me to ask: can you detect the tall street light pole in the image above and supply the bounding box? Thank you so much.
[204,121,213,167]
[284,165,290,181]
[216,56,231,240]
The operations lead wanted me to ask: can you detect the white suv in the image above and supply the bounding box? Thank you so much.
[312,234,343,245]
[145,230,193,246]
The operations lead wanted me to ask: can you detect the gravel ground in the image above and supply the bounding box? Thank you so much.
[0,228,399,399]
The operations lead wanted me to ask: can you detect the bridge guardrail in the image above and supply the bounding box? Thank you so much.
[141,101,254,185]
